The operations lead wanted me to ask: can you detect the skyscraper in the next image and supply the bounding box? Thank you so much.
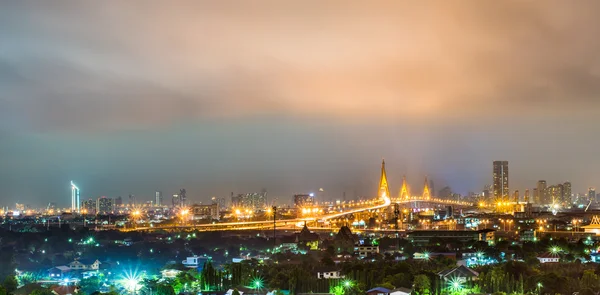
[537,180,548,204]
[82,198,96,214]
[128,194,135,206]
[97,196,113,214]
[71,181,80,213]
[524,189,530,203]
[179,189,187,207]
[492,161,509,201]
[155,191,163,206]
[563,182,572,204]
[589,187,597,203]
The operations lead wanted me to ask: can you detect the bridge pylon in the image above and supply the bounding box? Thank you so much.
[378,159,390,199]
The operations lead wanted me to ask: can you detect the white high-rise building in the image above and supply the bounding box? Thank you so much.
[71,181,80,213]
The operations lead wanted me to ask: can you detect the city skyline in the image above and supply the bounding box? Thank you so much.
[2,2,600,206]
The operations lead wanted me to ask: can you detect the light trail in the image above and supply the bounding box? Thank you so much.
[118,196,473,232]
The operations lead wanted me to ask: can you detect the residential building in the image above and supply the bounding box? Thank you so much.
[366,287,391,295]
[190,203,219,220]
[68,259,101,270]
[537,252,560,264]
[294,194,314,207]
[155,191,163,207]
[492,161,509,201]
[537,181,548,204]
[82,199,96,215]
[96,197,113,214]
[316,268,343,279]
[438,265,479,283]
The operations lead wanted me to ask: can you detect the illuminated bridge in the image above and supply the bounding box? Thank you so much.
[119,160,473,232]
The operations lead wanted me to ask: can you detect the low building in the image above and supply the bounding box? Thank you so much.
[182,255,209,268]
[316,268,344,279]
[366,287,391,295]
[390,288,412,295]
[355,243,379,259]
[48,266,71,279]
[68,259,100,271]
[438,265,479,283]
[537,252,560,264]
[190,203,219,220]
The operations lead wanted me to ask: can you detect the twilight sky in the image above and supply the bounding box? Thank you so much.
[1,1,600,207]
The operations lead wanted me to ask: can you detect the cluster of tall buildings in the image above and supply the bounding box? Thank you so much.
[489,162,597,206]
[532,180,572,205]
[231,191,267,210]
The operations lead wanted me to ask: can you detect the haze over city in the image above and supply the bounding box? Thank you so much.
[2,1,600,207]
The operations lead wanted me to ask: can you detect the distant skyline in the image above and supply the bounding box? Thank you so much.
[1,1,600,207]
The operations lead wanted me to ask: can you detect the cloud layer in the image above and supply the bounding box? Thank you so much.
[1,1,600,205]
[2,1,600,132]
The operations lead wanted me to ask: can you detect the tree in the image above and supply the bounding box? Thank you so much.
[0,286,6,295]
[30,289,54,295]
[413,275,431,295]
[580,270,599,291]
[2,276,17,294]
[156,284,176,295]
[79,276,100,295]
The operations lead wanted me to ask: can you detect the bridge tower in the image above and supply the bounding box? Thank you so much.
[378,159,390,198]
[422,176,431,200]
[399,175,410,200]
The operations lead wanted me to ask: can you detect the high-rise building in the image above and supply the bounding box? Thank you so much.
[492,161,509,201]
[211,197,226,212]
[115,196,123,207]
[537,180,548,204]
[155,191,163,207]
[549,184,564,205]
[129,194,137,206]
[97,196,113,214]
[231,192,267,210]
[172,194,180,207]
[179,189,187,207]
[294,194,314,207]
[533,188,539,204]
[513,190,519,202]
[82,199,96,214]
[563,182,572,204]
[71,181,80,213]
[524,189,530,203]
[589,188,597,203]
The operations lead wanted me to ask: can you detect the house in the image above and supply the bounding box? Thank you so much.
[316,268,344,279]
[182,255,208,268]
[537,252,560,264]
[50,285,79,295]
[354,241,379,259]
[48,266,71,279]
[390,287,412,295]
[366,287,391,295]
[438,265,479,283]
[68,259,100,270]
